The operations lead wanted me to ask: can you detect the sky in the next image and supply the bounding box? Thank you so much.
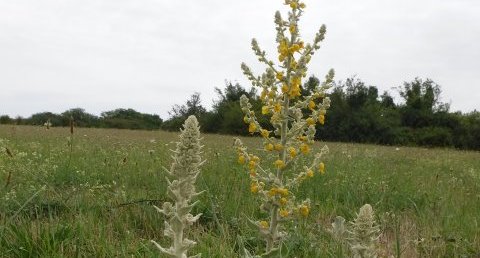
[1,0,479,119]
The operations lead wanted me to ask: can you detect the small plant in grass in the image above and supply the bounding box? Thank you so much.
[331,204,381,258]
[151,115,204,258]
[234,0,334,255]
[348,204,380,258]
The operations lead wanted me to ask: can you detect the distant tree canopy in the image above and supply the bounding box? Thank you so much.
[1,76,478,150]
[2,108,162,130]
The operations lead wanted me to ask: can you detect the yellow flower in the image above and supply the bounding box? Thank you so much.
[280,197,288,206]
[298,135,307,142]
[274,103,282,113]
[260,90,267,100]
[238,155,246,165]
[274,144,283,151]
[259,220,269,229]
[306,118,315,126]
[290,2,297,9]
[319,109,327,115]
[288,147,297,158]
[268,90,276,98]
[291,44,301,52]
[250,182,259,193]
[260,129,270,138]
[289,24,296,33]
[319,162,325,174]
[299,204,309,217]
[299,3,306,9]
[262,106,269,115]
[268,188,277,197]
[308,100,316,110]
[274,159,285,169]
[278,39,288,56]
[243,116,249,123]
[248,122,257,133]
[281,84,289,93]
[277,188,289,197]
[289,86,301,98]
[318,114,325,125]
[306,169,314,178]
[291,77,301,87]
[300,143,310,154]
[279,209,290,217]
[276,72,284,81]
[249,169,256,177]
[248,160,256,170]
[265,143,274,151]
[251,155,260,162]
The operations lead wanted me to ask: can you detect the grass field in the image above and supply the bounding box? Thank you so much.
[0,125,479,257]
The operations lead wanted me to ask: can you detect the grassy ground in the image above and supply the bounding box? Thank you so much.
[0,125,479,257]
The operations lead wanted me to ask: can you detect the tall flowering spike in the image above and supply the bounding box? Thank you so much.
[348,204,380,258]
[152,115,203,258]
[236,0,334,255]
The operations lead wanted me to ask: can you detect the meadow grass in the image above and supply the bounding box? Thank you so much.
[0,125,479,257]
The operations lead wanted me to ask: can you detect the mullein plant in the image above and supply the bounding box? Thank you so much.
[348,204,380,258]
[234,0,334,255]
[151,115,204,258]
[330,204,380,258]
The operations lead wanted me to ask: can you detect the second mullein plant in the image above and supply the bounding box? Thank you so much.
[152,115,204,258]
[235,0,334,255]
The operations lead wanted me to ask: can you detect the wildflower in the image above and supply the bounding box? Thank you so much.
[306,118,315,126]
[306,169,314,178]
[249,160,257,170]
[151,116,203,257]
[288,147,297,158]
[249,122,257,133]
[259,221,269,229]
[274,144,284,151]
[281,84,289,93]
[260,129,270,138]
[262,106,270,115]
[318,114,325,125]
[308,100,316,110]
[289,2,297,9]
[261,90,268,100]
[299,204,310,217]
[276,72,284,81]
[251,183,259,193]
[280,209,290,217]
[274,103,282,113]
[268,188,277,197]
[289,85,301,98]
[277,188,289,197]
[319,162,325,174]
[289,24,296,33]
[265,143,274,151]
[300,143,310,154]
[274,159,285,169]
[238,155,246,164]
[280,197,288,206]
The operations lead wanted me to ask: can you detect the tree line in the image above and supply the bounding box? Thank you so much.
[162,77,480,150]
[1,76,479,150]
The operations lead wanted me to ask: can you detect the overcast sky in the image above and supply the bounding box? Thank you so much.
[1,0,479,119]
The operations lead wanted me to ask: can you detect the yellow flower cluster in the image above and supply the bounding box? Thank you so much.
[299,204,310,217]
[268,187,289,197]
